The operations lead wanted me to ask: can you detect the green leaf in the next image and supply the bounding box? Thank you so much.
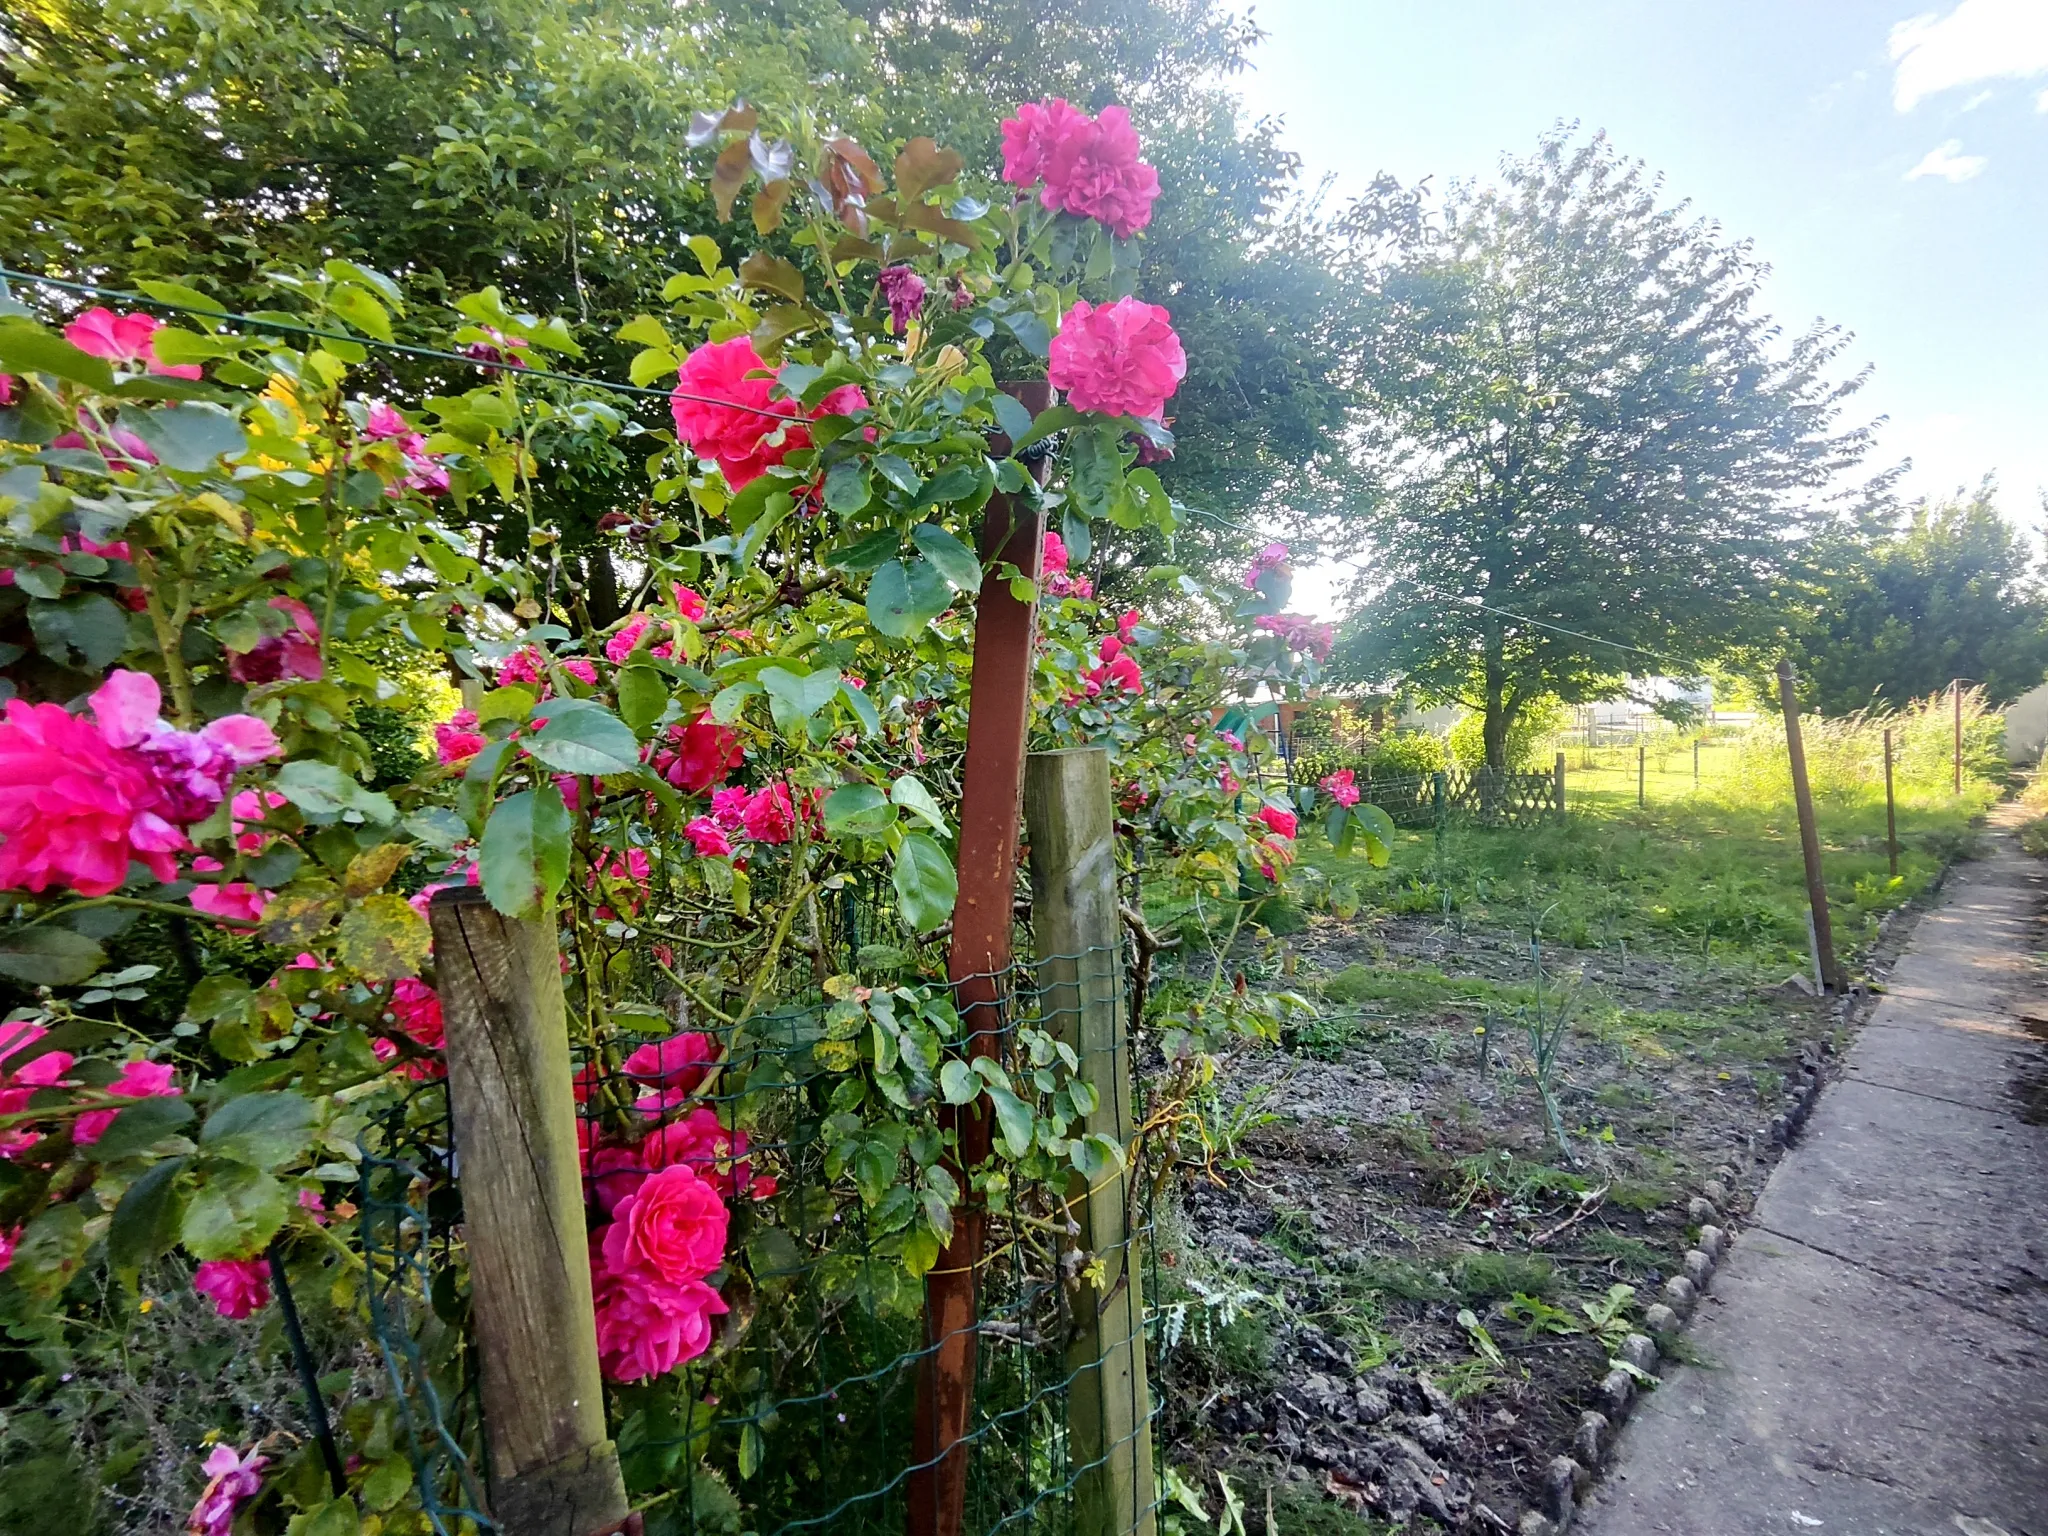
[0,320,115,388]
[617,313,672,348]
[526,703,641,775]
[738,251,806,305]
[892,833,957,934]
[135,278,225,314]
[616,665,668,732]
[1013,403,1084,455]
[866,557,952,639]
[200,1091,316,1170]
[10,1203,89,1300]
[839,680,881,738]
[890,775,949,834]
[28,592,130,670]
[759,665,842,721]
[914,464,982,509]
[823,459,871,513]
[911,523,982,594]
[180,1160,288,1260]
[480,783,572,919]
[327,283,394,343]
[825,529,901,572]
[122,402,247,472]
[83,1095,195,1162]
[709,680,760,724]
[821,784,894,838]
[476,684,535,724]
[984,1078,1035,1160]
[991,392,1035,445]
[0,925,105,986]
[107,1155,186,1289]
[286,1496,362,1536]
[874,454,923,496]
[731,491,795,573]
[274,759,397,824]
[938,1059,980,1105]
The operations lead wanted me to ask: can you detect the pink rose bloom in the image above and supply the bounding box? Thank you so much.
[187,859,271,924]
[877,266,927,336]
[605,615,675,665]
[0,1225,18,1271]
[390,978,445,1053]
[435,708,485,766]
[1047,297,1186,421]
[741,782,795,845]
[1000,97,1092,188]
[601,1162,729,1284]
[230,789,286,852]
[0,683,195,896]
[226,596,323,685]
[497,648,596,691]
[186,1441,267,1536]
[0,374,12,406]
[73,1058,181,1146]
[63,306,203,380]
[639,1106,773,1201]
[0,1023,76,1144]
[683,816,734,858]
[1320,768,1361,808]
[624,1031,718,1096]
[193,1257,271,1320]
[363,401,411,439]
[1039,105,1160,238]
[1084,632,1143,699]
[1257,805,1298,840]
[1254,611,1334,660]
[656,715,743,795]
[1244,542,1292,589]
[1041,530,1069,580]
[707,785,750,832]
[585,1142,646,1216]
[673,585,708,623]
[670,336,868,489]
[591,1256,726,1383]
[51,420,159,470]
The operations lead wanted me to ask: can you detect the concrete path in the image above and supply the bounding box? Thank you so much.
[1578,826,2048,1536]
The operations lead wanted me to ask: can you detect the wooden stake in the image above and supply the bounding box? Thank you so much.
[427,888,629,1536]
[911,382,1051,1536]
[1553,750,1566,815]
[1776,661,1841,993]
[1637,745,1646,809]
[1693,738,1700,789]
[1884,727,1898,878]
[1025,749,1155,1536]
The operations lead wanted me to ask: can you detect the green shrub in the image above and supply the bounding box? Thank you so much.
[1447,695,1565,771]
[1368,731,1446,776]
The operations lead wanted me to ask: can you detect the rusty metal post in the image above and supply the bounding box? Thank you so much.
[1777,660,1841,993]
[909,383,1052,1536]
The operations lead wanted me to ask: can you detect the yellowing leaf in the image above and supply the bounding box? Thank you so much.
[331,893,431,982]
[343,842,413,898]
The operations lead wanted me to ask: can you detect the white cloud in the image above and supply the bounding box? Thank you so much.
[1890,0,2048,110]
[1905,139,1990,179]
[2038,87,2048,110]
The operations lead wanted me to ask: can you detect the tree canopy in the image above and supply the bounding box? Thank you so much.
[1793,486,2048,713]
[1327,131,1879,767]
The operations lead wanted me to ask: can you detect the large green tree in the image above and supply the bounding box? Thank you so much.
[1328,132,1878,769]
[0,0,1370,595]
[1794,486,2048,713]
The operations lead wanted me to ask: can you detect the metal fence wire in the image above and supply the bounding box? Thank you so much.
[360,921,1164,1536]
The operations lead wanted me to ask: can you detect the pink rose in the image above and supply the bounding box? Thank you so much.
[1244,542,1291,589]
[741,782,795,845]
[656,715,742,794]
[1039,105,1160,238]
[639,1106,772,1201]
[186,1441,268,1536]
[63,306,204,380]
[591,1257,726,1383]
[605,615,675,664]
[877,266,927,335]
[623,1032,719,1096]
[1047,297,1186,421]
[1257,805,1298,840]
[187,860,272,924]
[683,816,734,859]
[1001,97,1093,188]
[73,1058,180,1146]
[673,585,708,623]
[193,1257,271,1319]
[601,1163,729,1285]
[434,708,485,766]
[707,785,750,832]
[1084,632,1144,699]
[0,1225,18,1271]
[670,336,868,489]
[1320,768,1361,808]
[0,693,187,895]
[225,596,323,685]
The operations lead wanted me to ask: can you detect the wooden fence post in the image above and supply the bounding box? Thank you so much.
[911,381,1053,1536]
[1953,678,1963,794]
[1025,749,1154,1536]
[1884,727,1899,878]
[1637,745,1646,809]
[1776,661,1841,994]
[427,888,631,1536]
[1553,751,1566,815]
[1693,738,1700,789]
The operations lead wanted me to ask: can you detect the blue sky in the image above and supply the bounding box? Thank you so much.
[1227,0,2048,613]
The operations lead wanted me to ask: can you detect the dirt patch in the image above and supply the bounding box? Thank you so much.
[1152,893,1932,1532]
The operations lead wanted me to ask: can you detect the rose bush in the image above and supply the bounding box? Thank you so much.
[0,94,1373,1528]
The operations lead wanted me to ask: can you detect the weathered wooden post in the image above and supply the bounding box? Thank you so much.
[1553,751,1566,816]
[1776,661,1841,994]
[428,887,631,1536]
[1637,745,1646,809]
[1025,749,1154,1536]
[910,382,1052,1536]
[1693,738,1700,789]
[1884,727,1899,878]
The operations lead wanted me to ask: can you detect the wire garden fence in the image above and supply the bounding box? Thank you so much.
[358,911,1161,1536]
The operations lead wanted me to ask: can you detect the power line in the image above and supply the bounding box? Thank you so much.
[0,264,804,423]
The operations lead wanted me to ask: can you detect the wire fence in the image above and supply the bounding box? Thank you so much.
[359,923,1162,1536]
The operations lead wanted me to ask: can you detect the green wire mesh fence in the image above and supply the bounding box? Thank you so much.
[360,914,1163,1536]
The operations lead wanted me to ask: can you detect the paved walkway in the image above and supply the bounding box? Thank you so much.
[1579,823,2048,1536]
